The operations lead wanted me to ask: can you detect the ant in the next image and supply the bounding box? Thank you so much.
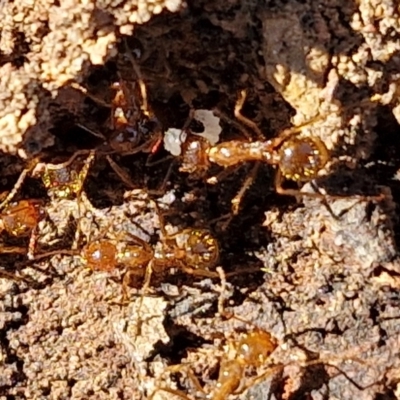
[148,267,376,400]
[87,226,220,302]
[0,150,96,252]
[0,149,95,209]
[34,201,221,297]
[32,150,96,201]
[149,318,278,400]
[0,198,45,259]
[149,313,376,400]
[70,41,163,189]
[177,90,382,215]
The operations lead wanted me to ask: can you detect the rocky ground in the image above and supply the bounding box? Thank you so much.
[1,0,400,399]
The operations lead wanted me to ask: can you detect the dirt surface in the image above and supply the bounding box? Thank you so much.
[1,0,400,399]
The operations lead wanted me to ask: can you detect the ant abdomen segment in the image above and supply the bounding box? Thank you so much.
[162,228,219,272]
[0,199,44,237]
[81,240,118,272]
[278,136,329,181]
[0,199,46,260]
[237,330,278,366]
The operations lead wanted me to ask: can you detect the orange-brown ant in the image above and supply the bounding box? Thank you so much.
[149,307,378,400]
[0,199,45,259]
[174,90,329,214]
[148,265,376,400]
[176,91,383,216]
[79,226,220,291]
[34,200,221,297]
[149,319,278,400]
[0,150,96,210]
[0,150,96,254]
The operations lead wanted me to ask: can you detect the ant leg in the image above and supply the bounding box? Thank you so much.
[0,268,32,283]
[76,150,96,194]
[231,364,284,396]
[75,123,107,141]
[123,38,150,117]
[147,159,176,197]
[206,164,242,185]
[0,246,28,254]
[122,266,151,302]
[216,266,228,316]
[214,108,253,141]
[153,201,172,241]
[0,158,39,210]
[274,171,343,220]
[216,162,260,231]
[274,169,326,199]
[275,170,385,205]
[231,162,260,215]
[180,264,220,279]
[35,150,93,174]
[105,155,136,188]
[73,150,96,250]
[272,114,325,148]
[234,90,264,140]
[70,83,112,109]
[149,364,205,400]
[27,225,39,260]
[32,249,78,261]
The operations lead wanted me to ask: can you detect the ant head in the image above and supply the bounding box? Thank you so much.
[278,137,329,182]
[180,136,211,174]
[237,330,278,367]
[82,240,118,272]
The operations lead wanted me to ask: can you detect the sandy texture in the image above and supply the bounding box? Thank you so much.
[1,0,400,399]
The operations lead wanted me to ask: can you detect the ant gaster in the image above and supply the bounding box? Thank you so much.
[0,199,45,259]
